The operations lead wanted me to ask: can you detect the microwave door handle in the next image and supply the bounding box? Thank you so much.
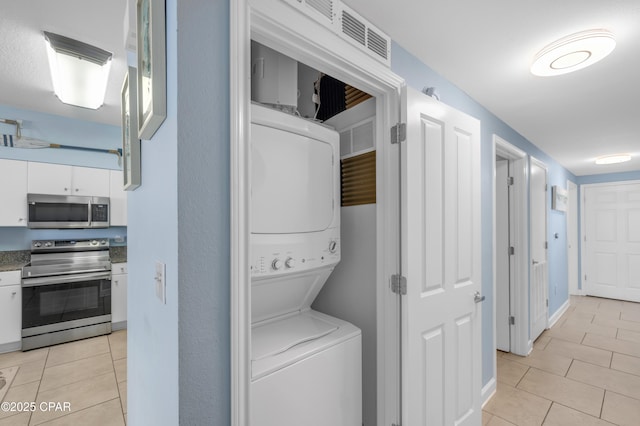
[21,271,111,287]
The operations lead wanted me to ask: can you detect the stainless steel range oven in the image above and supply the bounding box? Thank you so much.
[21,239,112,351]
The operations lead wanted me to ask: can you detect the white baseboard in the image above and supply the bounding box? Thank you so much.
[548,299,570,328]
[481,377,497,408]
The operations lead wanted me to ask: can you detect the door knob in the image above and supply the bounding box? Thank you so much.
[474,291,485,303]
[532,260,539,265]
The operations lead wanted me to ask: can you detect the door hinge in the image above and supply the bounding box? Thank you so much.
[391,274,407,295]
[391,122,406,144]
[585,274,587,281]
[509,316,515,325]
[545,184,549,191]
[509,246,515,256]
[507,176,514,186]
[546,299,549,307]
[545,241,548,249]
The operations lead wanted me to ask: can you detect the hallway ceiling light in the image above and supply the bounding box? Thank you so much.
[44,31,113,109]
[531,29,616,77]
[595,154,631,165]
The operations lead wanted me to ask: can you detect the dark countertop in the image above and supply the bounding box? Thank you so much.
[0,246,128,271]
[0,250,30,272]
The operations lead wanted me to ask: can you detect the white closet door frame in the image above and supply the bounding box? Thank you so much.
[231,1,404,425]
[492,136,530,361]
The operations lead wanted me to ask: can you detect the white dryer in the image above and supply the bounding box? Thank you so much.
[250,103,362,426]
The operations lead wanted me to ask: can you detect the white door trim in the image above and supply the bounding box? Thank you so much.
[231,2,404,425]
[567,180,580,295]
[492,135,530,361]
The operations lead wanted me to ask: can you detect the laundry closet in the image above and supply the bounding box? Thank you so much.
[250,40,380,426]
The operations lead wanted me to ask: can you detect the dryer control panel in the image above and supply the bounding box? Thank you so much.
[250,228,340,278]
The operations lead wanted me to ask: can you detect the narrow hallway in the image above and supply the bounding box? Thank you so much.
[483,296,640,425]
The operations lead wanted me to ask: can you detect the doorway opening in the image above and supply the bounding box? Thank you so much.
[492,136,530,357]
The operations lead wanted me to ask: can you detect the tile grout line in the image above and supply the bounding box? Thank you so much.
[29,348,51,426]
[108,333,127,422]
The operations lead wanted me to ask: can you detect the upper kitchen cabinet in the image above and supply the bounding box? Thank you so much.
[0,159,28,226]
[109,170,127,226]
[28,162,110,197]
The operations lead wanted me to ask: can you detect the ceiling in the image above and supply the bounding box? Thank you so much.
[0,0,128,127]
[1,0,638,176]
[344,0,640,176]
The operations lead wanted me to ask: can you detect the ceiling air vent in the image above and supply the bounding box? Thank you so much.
[337,3,391,66]
[341,10,366,46]
[283,0,391,67]
[306,0,334,22]
[367,28,388,61]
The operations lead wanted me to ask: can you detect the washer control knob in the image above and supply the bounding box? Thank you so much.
[285,257,296,269]
[328,240,337,253]
[272,258,283,270]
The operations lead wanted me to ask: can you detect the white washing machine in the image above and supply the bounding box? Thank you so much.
[250,103,362,426]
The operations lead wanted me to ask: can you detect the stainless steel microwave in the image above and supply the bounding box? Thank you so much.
[27,194,110,229]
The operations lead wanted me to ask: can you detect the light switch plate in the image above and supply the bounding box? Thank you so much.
[155,261,166,304]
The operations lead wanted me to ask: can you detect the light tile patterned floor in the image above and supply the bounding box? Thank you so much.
[0,330,126,426]
[484,295,640,426]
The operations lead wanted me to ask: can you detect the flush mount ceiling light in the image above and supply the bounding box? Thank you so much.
[44,31,113,109]
[531,29,616,77]
[595,154,632,165]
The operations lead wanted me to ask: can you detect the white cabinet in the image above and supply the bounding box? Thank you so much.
[28,162,110,197]
[0,271,22,350]
[111,263,128,328]
[109,170,128,226]
[0,159,28,226]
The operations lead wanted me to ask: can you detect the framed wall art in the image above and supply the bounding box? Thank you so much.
[121,66,141,190]
[137,0,166,140]
[552,185,568,212]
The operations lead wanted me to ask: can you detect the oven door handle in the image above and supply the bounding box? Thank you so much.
[21,271,112,287]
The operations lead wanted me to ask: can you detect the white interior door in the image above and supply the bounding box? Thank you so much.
[402,87,481,425]
[495,159,510,352]
[583,182,640,302]
[529,157,548,342]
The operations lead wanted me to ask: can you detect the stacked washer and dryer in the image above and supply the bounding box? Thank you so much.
[250,103,362,426]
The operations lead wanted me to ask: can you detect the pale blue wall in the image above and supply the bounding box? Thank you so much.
[577,170,640,185]
[176,0,230,423]
[126,0,230,424]
[0,105,121,170]
[125,0,179,423]
[391,42,577,387]
[0,105,126,250]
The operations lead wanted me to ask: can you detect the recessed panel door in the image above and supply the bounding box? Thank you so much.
[584,182,640,302]
[402,87,481,425]
[529,157,548,342]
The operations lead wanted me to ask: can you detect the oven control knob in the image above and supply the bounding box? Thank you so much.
[91,240,98,246]
[34,241,42,248]
[272,258,283,271]
[100,240,107,245]
[328,240,337,253]
[285,257,296,269]
[44,241,53,248]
